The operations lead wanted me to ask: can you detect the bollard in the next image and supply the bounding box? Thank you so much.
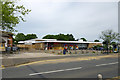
[97,74,103,80]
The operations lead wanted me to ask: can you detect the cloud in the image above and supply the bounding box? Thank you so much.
[16,1,118,41]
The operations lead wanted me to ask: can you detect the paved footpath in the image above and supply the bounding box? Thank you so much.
[0,52,119,68]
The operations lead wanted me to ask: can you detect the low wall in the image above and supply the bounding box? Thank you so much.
[37,50,103,54]
[9,49,110,54]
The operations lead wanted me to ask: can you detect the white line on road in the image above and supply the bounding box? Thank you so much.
[29,67,82,76]
[96,62,118,67]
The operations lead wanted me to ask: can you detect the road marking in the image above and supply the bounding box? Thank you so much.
[0,65,5,70]
[0,68,5,70]
[106,76,120,80]
[29,67,82,76]
[15,60,46,67]
[96,62,118,67]
[13,54,117,68]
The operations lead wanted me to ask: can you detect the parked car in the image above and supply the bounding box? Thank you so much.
[12,46,18,51]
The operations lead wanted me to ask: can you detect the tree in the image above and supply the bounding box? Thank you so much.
[25,34,38,40]
[42,35,56,39]
[100,29,119,44]
[94,39,100,42]
[0,1,31,32]
[42,33,75,41]
[57,34,66,41]
[100,29,120,53]
[15,33,26,43]
[67,34,75,41]
[111,42,116,45]
[14,33,38,44]
[80,38,87,41]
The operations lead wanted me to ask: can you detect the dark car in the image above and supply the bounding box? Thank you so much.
[12,47,18,51]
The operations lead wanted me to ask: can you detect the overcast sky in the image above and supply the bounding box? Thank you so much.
[15,0,118,41]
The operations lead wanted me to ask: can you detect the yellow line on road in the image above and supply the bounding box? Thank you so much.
[113,76,120,79]
[16,59,69,67]
[0,68,5,70]
[45,59,57,62]
[14,54,118,68]
[16,60,46,67]
[0,65,5,70]
[0,54,114,68]
[106,76,120,80]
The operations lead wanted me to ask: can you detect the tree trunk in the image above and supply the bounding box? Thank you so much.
[107,41,109,54]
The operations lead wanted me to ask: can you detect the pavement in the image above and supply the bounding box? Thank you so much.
[1,52,64,59]
[1,52,63,67]
[0,52,118,68]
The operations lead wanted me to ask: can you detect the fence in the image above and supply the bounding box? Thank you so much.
[1,46,119,54]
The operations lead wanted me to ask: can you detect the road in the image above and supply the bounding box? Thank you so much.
[1,56,118,79]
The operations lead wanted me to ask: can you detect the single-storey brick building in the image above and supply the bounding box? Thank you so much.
[17,38,102,50]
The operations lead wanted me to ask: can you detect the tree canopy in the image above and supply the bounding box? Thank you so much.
[0,0,31,32]
[15,33,26,42]
[100,29,120,44]
[100,29,120,52]
[14,33,38,43]
[80,38,87,41]
[94,39,100,42]
[25,34,38,40]
[42,33,75,41]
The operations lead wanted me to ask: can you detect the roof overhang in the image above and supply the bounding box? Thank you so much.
[36,41,102,44]
[18,39,102,44]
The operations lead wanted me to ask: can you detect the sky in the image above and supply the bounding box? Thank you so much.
[15,0,118,41]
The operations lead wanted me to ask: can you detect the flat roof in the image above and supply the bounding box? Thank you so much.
[36,40,102,44]
[18,39,57,44]
[18,39,102,44]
